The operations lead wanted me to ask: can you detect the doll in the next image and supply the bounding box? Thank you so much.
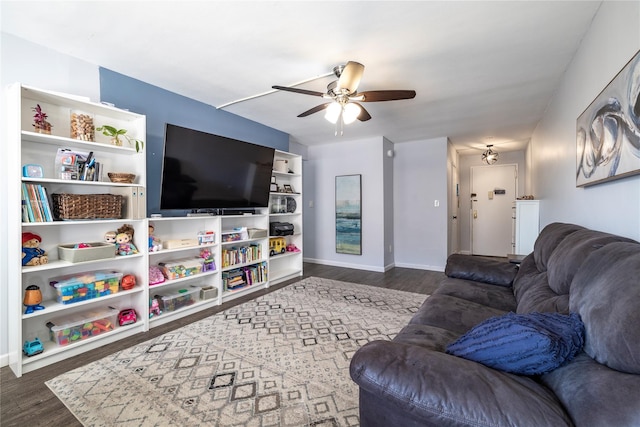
[105,231,116,244]
[116,232,138,256]
[22,232,48,266]
[148,224,162,252]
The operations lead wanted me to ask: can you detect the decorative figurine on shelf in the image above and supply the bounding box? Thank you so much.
[200,248,216,271]
[148,224,162,252]
[115,232,138,256]
[31,104,52,135]
[23,285,45,314]
[22,232,48,266]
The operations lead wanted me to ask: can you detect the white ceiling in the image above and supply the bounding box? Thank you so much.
[1,1,601,153]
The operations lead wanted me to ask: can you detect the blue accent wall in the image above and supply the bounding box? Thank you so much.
[99,67,289,214]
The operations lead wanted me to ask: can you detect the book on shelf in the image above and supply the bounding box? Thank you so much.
[21,183,53,222]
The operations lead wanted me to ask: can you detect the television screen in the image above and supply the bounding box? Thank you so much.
[160,124,275,211]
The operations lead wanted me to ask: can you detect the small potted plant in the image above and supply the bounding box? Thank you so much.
[32,104,52,134]
[96,125,144,152]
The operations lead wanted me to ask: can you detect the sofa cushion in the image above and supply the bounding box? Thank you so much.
[444,254,519,286]
[446,312,584,375]
[547,229,635,295]
[513,255,569,314]
[435,277,517,312]
[541,352,640,427]
[533,223,585,272]
[570,241,640,374]
[409,294,507,335]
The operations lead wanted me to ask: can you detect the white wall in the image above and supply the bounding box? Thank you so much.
[458,149,527,254]
[393,137,449,271]
[530,1,640,241]
[303,137,388,271]
[0,34,101,365]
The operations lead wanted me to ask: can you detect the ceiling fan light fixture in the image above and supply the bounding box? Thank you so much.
[324,102,342,124]
[342,103,361,124]
[482,145,499,165]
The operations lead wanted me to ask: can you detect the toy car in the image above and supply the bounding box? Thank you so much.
[269,237,286,256]
[118,308,137,326]
[23,338,44,357]
[121,274,136,291]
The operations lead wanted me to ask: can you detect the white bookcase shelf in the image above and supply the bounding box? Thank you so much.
[6,84,303,378]
[7,83,148,377]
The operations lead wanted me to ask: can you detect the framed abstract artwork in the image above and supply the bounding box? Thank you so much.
[335,174,362,255]
[576,50,640,187]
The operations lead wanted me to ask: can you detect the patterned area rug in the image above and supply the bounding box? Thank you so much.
[46,277,427,426]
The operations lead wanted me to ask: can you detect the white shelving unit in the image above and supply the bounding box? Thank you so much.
[147,216,221,327]
[269,150,303,284]
[5,85,304,377]
[7,83,148,377]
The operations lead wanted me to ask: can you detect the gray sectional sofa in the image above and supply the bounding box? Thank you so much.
[350,222,640,426]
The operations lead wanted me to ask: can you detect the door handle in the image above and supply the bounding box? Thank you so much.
[473,210,478,219]
[452,216,457,219]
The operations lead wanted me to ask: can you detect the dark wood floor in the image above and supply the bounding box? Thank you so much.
[0,263,444,427]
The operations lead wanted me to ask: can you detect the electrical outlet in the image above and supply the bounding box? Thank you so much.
[434,200,440,207]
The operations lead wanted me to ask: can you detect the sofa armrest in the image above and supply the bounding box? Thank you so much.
[444,253,518,286]
[350,340,572,426]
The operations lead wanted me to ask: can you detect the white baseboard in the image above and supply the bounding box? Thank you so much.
[0,352,8,368]
[394,262,445,272]
[459,250,471,255]
[303,257,386,272]
[304,258,443,273]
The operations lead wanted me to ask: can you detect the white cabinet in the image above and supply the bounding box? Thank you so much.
[7,84,148,377]
[268,151,303,284]
[512,200,540,255]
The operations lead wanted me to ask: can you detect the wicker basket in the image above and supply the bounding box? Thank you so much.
[51,193,124,220]
[108,173,136,184]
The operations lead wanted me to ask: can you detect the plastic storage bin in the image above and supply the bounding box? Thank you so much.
[58,242,116,263]
[154,288,199,312]
[49,270,122,304]
[158,258,203,280]
[46,307,118,347]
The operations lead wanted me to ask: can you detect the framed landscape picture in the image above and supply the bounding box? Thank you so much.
[335,174,362,255]
[576,50,640,187]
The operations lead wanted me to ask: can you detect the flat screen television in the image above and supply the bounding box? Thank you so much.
[160,124,275,211]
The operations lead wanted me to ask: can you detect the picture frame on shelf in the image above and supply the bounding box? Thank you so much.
[283,184,294,193]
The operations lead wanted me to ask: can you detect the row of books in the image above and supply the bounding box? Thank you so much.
[222,244,262,268]
[222,262,267,292]
[22,183,53,222]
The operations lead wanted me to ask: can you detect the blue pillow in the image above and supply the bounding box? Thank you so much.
[446,312,585,375]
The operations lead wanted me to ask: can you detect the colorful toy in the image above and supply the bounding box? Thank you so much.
[148,224,162,252]
[118,308,137,326]
[149,266,165,286]
[121,274,136,290]
[269,237,286,256]
[22,232,48,266]
[116,232,138,256]
[23,284,45,314]
[49,270,122,304]
[198,230,216,245]
[286,243,301,253]
[47,309,116,347]
[105,231,116,244]
[23,338,44,356]
[199,248,216,271]
[149,298,162,317]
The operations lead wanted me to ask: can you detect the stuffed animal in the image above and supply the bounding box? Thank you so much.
[22,232,48,266]
[115,232,138,256]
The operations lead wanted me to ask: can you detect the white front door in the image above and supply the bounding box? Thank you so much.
[471,164,517,256]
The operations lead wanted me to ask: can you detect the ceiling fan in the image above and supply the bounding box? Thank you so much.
[272,61,416,135]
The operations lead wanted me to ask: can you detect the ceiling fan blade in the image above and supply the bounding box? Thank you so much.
[336,61,365,94]
[297,103,332,117]
[353,103,372,121]
[359,90,417,102]
[272,85,325,97]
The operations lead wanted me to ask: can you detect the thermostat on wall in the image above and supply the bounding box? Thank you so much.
[22,164,44,178]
